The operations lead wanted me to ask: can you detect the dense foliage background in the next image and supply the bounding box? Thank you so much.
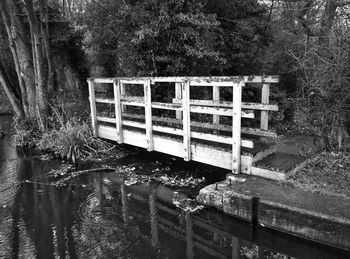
[1,0,350,149]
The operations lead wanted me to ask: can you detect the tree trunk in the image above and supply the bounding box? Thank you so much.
[0,62,24,117]
[24,0,49,129]
[5,0,37,117]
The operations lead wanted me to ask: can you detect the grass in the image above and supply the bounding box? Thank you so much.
[11,99,120,162]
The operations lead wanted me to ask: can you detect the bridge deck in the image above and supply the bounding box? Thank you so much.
[88,76,288,180]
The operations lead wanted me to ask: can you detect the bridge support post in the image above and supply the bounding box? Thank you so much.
[114,79,124,143]
[182,80,191,161]
[87,78,98,136]
[144,79,154,151]
[175,82,182,120]
[260,83,270,130]
[232,81,243,174]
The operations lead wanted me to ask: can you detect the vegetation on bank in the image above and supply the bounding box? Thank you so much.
[10,99,119,162]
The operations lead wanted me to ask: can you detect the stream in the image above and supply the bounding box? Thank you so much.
[0,116,349,259]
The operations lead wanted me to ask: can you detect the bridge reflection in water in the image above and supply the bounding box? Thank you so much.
[95,173,349,259]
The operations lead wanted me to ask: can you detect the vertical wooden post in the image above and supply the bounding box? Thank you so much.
[186,211,194,259]
[213,85,220,125]
[182,80,191,161]
[175,82,182,120]
[231,236,240,259]
[113,79,123,144]
[149,187,159,247]
[120,81,125,112]
[232,81,242,174]
[144,79,154,151]
[121,176,129,223]
[88,79,98,136]
[260,83,270,130]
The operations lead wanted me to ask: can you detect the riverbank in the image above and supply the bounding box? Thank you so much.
[197,175,350,251]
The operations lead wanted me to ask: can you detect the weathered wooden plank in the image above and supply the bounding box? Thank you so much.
[95,98,114,104]
[242,102,277,111]
[88,79,98,136]
[123,120,146,128]
[252,145,277,163]
[90,75,279,84]
[153,124,183,135]
[121,113,277,138]
[213,85,220,126]
[97,125,253,172]
[152,102,183,111]
[175,82,182,120]
[261,83,270,130]
[183,80,191,161]
[190,105,254,118]
[241,127,277,138]
[121,82,126,112]
[144,80,153,151]
[172,98,278,111]
[121,100,145,107]
[93,78,114,83]
[121,119,253,148]
[114,79,123,143]
[191,132,253,149]
[96,116,115,123]
[190,81,234,87]
[120,79,146,84]
[251,167,286,181]
[232,82,242,174]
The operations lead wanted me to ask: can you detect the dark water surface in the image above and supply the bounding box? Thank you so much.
[0,116,349,259]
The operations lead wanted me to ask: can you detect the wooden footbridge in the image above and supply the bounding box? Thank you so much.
[88,76,288,180]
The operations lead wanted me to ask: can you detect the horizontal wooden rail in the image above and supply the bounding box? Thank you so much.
[120,119,254,149]
[119,113,277,138]
[89,76,279,84]
[172,99,278,111]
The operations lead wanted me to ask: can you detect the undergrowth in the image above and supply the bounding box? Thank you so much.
[11,98,118,162]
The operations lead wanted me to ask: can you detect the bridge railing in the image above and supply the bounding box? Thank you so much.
[87,76,279,175]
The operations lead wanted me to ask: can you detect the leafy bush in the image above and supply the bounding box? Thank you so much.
[37,121,115,162]
[11,117,40,148]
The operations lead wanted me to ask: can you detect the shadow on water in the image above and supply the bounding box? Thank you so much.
[0,116,350,258]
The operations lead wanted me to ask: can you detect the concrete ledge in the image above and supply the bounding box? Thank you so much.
[259,199,350,249]
[197,177,350,250]
[223,191,253,221]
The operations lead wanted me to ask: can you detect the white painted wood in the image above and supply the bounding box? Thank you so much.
[97,125,253,173]
[182,80,191,161]
[213,85,220,126]
[113,79,123,143]
[152,102,183,111]
[120,79,146,84]
[261,83,270,130]
[232,82,243,174]
[144,80,153,151]
[121,113,277,138]
[122,120,146,129]
[172,98,278,111]
[91,76,279,84]
[95,98,114,104]
[191,132,254,149]
[190,105,254,118]
[96,116,115,123]
[93,78,114,83]
[153,125,183,135]
[88,79,98,136]
[175,82,182,120]
[121,82,126,112]
[190,81,234,87]
[121,100,145,107]
[251,166,286,181]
